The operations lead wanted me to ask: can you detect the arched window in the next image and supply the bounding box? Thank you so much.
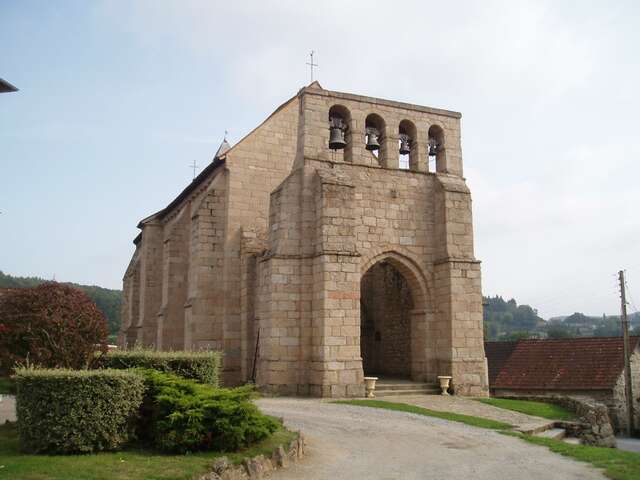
[328,105,352,162]
[399,120,417,171]
[427,125,445,173]
[365,113,385,163]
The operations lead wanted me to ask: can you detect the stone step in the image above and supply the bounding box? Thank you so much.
[516,422,557,435]
[534,428,566,440]
[376,383,436,391]
[562,437,581,445]
[375,388,440,397]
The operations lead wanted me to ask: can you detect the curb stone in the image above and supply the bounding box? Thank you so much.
[198,431,305,480]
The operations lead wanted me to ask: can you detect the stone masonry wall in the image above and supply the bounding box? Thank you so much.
[139,222,163,346]
[157,206,190,350]
[218,97,300,384]
[612,347,640,432]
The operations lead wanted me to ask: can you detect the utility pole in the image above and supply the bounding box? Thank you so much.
[619,270,635,436]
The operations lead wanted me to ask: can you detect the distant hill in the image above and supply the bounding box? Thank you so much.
[484,295,640,341]
[0,271,122,339]
[483,295,545,341]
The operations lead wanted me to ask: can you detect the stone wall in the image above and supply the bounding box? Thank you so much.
[612,347,640,432]
[501,394,616,447]
[199,432,305,480]
[493,388,630,435]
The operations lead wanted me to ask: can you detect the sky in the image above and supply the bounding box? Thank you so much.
[1,0,639,319]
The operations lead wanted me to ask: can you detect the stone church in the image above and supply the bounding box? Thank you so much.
[119,82,488,397]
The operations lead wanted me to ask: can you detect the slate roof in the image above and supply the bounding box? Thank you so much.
[0,78,18,93]
[485,337,640,391]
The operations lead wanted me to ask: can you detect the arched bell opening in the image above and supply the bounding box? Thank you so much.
[328,105,352,162]
[365,113,385,164]
[427,124,446,173]
[399,119,417,171]
[360,260,414,378]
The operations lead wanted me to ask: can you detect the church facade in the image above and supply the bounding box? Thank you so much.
[119,83,489,397]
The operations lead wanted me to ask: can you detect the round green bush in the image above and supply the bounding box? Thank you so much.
[15,368,145,454]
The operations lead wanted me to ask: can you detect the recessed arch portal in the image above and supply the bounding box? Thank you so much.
[359,251,429,380]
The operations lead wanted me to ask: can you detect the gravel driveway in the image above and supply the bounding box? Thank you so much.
[257,398,606,480]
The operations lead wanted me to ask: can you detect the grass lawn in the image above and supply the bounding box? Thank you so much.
[0,422,297,480]
[0,377,15,395]
[334,399,512,430]
[505,432,640,480]
[475,398,576,421]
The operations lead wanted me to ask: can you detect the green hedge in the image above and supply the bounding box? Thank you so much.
[137,369,278,453]
[103,349,221,386]
[15,368,145,454]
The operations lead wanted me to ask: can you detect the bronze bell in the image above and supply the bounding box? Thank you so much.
[329,126,346,150]
[399,134,411,155]
[428,138,440,156]
[366,128,380,151]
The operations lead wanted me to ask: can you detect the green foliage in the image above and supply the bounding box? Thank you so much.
[0,376,16,394]
[475,398,576,421]
[502,331,534,341]
[137,369,278,453]
[14,368,145,454]
[0,271,122,336]
[483,296,545,341]
[334,399,513,430]
[546,325,574,338]
[0,422,297,480]
[0,283,108,375]
[103,348,221,386]
[506,432,640,480]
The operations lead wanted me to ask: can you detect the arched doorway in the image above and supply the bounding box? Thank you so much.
[360,260,414,378]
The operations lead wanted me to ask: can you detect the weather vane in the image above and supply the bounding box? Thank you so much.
[306,50,318,82]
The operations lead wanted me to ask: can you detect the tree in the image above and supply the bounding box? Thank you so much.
[0,283,108,374]
[564,312,592,325]
[547,325,573,338]
[504,331,532,341]
[0,271,122,336]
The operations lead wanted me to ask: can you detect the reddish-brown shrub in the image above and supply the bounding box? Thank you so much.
[0,283,108,374]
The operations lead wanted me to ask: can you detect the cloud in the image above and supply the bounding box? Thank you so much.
[95,0,640,317]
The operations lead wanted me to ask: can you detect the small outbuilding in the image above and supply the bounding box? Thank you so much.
[485,337,640,432]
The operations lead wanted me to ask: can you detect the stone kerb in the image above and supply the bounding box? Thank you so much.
[199,432,305,480]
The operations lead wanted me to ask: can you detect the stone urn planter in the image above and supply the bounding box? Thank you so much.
[364,376,379,398]
[437,376,452,395]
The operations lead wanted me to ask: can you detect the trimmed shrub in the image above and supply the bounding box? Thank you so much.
[137,369,278,453]
[103,348,221,386]
[0,283,108,375]
[15,368,145,454]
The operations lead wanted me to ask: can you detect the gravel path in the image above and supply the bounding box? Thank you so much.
[257,398,606,480]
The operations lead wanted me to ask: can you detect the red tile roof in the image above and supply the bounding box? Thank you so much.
[485,337,640,391]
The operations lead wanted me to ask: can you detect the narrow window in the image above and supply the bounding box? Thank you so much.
[399,120,417,170]
[427,125,445,173]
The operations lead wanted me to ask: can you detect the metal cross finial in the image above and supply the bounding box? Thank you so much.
[189,159,200,180]
[306,50,318,82]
